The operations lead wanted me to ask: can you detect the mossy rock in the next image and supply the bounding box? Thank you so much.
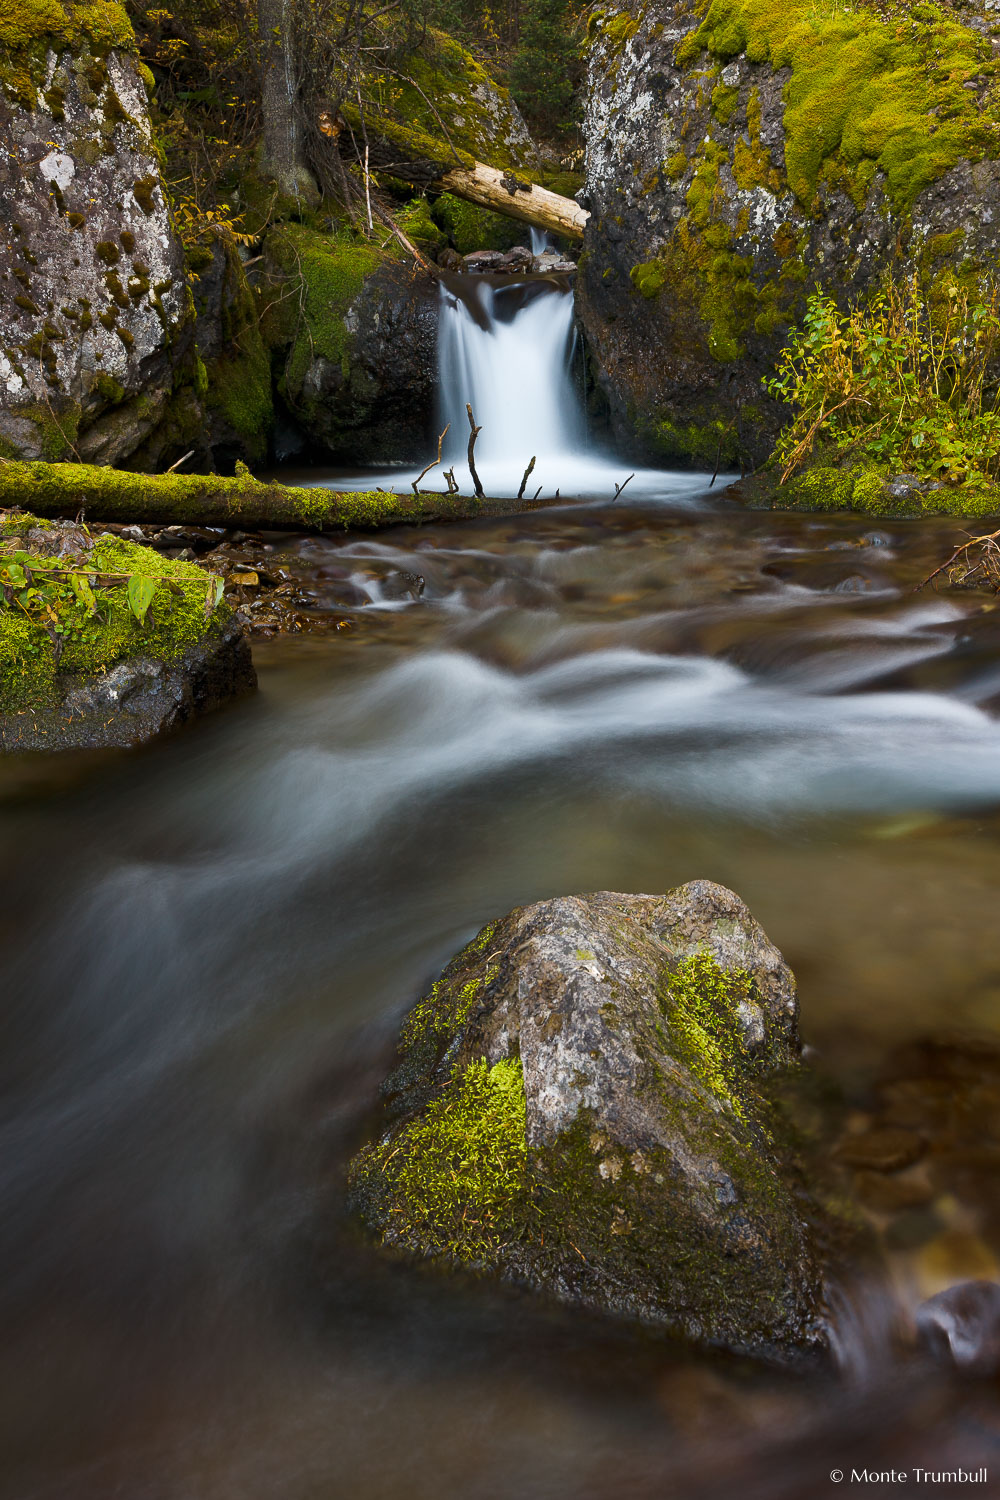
[732,464,1000,519]
[579,0,1000,474]
[349,881,828,1358]
[0,511,255,749]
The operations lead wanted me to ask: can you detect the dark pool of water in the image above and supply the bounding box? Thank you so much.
[2,492,1000,1498]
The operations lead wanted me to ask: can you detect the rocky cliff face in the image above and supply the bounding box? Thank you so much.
[0,2,199,467]
[578,0,1000,470]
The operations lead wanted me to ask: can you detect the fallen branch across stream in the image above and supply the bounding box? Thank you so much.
[915,528,1000,592]
[0,461,556,533]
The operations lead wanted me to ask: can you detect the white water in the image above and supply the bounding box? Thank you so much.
[434,276,713,501]
[324,265,719,503]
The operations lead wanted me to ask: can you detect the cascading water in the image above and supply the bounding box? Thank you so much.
[436,276,585,495]
[432,263,715,502]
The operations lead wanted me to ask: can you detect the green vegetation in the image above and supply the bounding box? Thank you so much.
[662,952,757,1117]
[510,0,580,134]
[0,518,227,710]
[767,276,1000,487]
[349,1057,527,1260]
[0,0,134,103]
[678,0,1000,214]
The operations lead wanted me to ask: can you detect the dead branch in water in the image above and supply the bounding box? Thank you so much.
[916,527,1000,592]
[613,474,634,500]
[518,456,536,501]
[443,467,458,494]
[412,425,450,495]
[466,404,484,498]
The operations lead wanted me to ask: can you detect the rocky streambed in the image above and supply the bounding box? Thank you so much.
[2,493,1000,1497]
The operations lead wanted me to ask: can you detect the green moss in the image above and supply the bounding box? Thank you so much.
[395,196,448,255]
[661,952,757,1117]
[732,86,782,193]
[266,223,384,400]
[431,193,525,256]
[0,519,232,711]
[678,0,1000,214]
[0,0,134,104]
[711,80,740,124]
[349,1057,527,1261]
[630,259,667,298]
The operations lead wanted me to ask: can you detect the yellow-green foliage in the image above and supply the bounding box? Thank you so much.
[0,0,133,102]
[679,0,1000,213]
[0,522,228,710]
[662,952,756,1116]
[768,276,1000,485]
[351,1057,527,1260]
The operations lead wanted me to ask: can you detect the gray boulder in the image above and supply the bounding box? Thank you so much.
[0,19,198,467]
[349,882,826,1357]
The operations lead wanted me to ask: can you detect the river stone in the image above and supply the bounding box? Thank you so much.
[348,882,826,1357]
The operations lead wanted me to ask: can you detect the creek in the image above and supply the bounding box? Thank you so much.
[3,278,1000,1498]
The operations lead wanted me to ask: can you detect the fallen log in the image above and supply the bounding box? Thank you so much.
[339,110,589,242]
[0,461,553,532]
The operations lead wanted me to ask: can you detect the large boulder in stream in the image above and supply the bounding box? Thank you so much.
[0,511,255,751]
[349,882,827,1357]
[578,0,1000,471]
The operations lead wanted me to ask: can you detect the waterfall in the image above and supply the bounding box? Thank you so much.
[437,277,586,496]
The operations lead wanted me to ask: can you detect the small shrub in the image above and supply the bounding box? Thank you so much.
[767,275,1000,487]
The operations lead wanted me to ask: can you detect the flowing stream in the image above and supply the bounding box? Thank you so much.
[4,280,1000,1497]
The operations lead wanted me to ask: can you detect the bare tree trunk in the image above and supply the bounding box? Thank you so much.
[258,0,319,204]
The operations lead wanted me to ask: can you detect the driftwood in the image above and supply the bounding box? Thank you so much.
[412,424,450,495]
[340,109,588,242]
[466,404,484,498]
[0,461,553,533]
[517,456,536,501]
[916,528,1000,592]
[613,474,634,500]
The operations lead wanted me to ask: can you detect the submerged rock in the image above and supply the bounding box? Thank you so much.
[917,1281,1000,1377]
[0,511,255,751]
[349,882,827,1357]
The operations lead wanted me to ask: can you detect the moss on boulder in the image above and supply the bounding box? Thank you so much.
[349,882,828,1358]
[579,0,1000,472]
[0,509,255,748]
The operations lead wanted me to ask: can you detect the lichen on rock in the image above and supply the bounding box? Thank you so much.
[349,881,828,1357]
[0,0,198,468]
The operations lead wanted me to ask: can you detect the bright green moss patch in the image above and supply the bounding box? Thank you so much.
[266,224,385,402]
[432,193,525,255]
[678,0,1000,213]
[1,0,134,104]
[0,520,229,711]
[662,952,757,1117]
[350,1057,527,1261]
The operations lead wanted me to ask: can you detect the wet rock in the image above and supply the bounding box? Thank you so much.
[579,3,1000,469]
[348,881,827,1357]
[497,246,533,272]
[916,1281,1000,1375]
[463,249,506,271]
[532,250,577,274]
[437,247,464,271]
[380,570,425,600]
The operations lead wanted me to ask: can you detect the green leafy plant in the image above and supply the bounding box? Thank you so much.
[0,551,225,663]
[766,275,1000,486]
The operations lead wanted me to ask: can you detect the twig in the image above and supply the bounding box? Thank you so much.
[532,486,542,500]
[443,466,458,494]
[613,474,634,500]
[915,527,1000,592]
[466,403,484,498]
[165,449,196,474]
[411,424,450,495]
[517,456,536,501]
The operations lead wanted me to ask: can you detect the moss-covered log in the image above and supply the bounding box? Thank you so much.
[0,461,554,532]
